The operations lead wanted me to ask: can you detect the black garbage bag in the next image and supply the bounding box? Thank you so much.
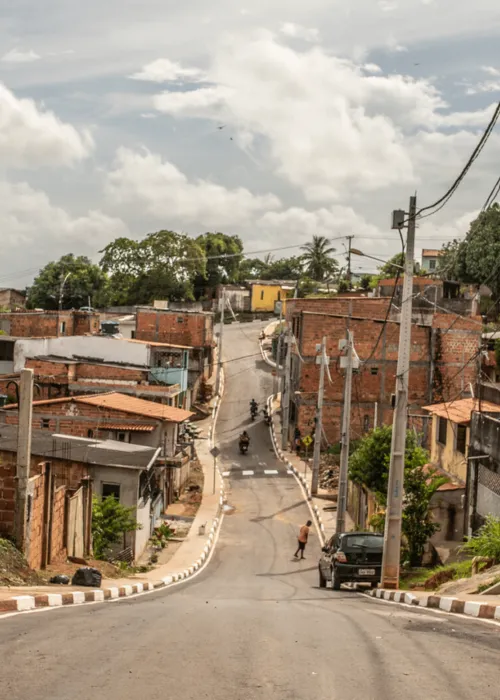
[49,575,70,585]
[71,567,102,588]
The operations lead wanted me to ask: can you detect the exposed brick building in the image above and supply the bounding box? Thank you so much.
[0,288,26,310]
[0,310,100,337]
[135,307,215,397]
[285,297,482,446]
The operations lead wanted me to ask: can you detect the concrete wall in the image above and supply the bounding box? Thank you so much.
[429,415,468,483]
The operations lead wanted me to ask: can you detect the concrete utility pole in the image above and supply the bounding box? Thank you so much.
[215,289,225,397]
[381,195,417,589]
[346,235,354,285]
[274,332,282,398]
[58,272,71,311]
[336,330,354,534]
[281,331,292,451]
[311,337,327,495]
[14,369,34,551]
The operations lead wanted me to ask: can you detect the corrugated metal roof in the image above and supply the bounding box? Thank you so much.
[423,398,500,424]
[3,391,194,424]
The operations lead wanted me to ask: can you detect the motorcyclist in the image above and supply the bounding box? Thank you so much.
[239,430,250,444]
[250,399,258,414]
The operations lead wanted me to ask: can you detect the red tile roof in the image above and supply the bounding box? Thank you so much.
[423,398,500,424]
[3,392,194,424]
[101,423,156,432]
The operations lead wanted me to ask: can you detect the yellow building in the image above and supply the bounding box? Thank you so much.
[424,398,500,483]
[248,280,296,314]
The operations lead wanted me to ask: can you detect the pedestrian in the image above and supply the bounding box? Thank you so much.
[294,520,312,560]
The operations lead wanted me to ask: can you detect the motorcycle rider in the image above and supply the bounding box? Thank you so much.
[250,399,258,415]
[239,430,250,445]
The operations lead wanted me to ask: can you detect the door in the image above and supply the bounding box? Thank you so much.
[321,535,337,580]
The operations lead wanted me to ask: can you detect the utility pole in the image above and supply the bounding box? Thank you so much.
[311,337,327,495]
[58,272,71,311]
[215,289,225,397]
[281,331,292,451]
[381,195,417,589]
[14,369,34,551]
[336,330,354,533]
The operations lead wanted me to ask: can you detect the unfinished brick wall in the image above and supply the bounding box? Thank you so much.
[73,312,100,336]
[0,310,99,338]
[286,297,391,322]
[27,472,45,570]
[26,358,71,380]
[75,363,146,382]
[433,314,482,402]
[50,486,67,563]
[0,460,15,537]
[136,308,213,347]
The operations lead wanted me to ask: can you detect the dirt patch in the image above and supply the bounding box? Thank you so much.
[0,538,43,586]
[174,458,205,518]
[36,558,125,583]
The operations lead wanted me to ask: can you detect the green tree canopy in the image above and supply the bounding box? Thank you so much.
[27,254,109,310]
[260,255,304,281]
[92,496,141,560]
[300,235,338,281]
[438,204,500,298]
[100,230,206,305]
[194,232,244,297]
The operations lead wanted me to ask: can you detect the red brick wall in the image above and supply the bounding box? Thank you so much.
[73,312,100,336]
[136,309,212,347]
[0,460,15,537]
[25,359,70,380]
[27,472,45,570]
[286,297,391,321]
[50,486,67,563]
[0,310,99,338]
[75,363,146,382]
[433,314,482,402]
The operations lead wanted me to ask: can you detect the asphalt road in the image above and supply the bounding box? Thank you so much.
[1,322,499,700]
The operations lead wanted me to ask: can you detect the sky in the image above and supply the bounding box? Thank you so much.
[1,0,500,287]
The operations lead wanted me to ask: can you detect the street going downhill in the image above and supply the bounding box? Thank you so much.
[0,323,499,700]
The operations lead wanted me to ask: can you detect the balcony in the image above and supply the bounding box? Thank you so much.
[149,366,188,392]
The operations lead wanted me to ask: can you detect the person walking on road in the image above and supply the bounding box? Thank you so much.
[294,520,312,560]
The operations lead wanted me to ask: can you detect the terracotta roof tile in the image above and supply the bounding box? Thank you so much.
[423,398,500,424]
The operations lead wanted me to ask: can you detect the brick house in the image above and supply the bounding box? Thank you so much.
[0,288,26,310]
[135,307,215,399]
[0,426,163,564]
[0,309,100,337]
[0,335,192,408]
[285,297,482,447]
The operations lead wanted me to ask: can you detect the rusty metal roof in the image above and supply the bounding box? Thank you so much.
[423,398,500,424]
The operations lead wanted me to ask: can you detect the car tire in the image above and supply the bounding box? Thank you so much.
[332,569,341,591]
[318,567,327,589]
[370,581,379,589]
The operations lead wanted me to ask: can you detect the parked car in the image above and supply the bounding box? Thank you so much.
[318,531,384,590]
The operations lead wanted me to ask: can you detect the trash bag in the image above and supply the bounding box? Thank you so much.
[71,567,102,587]
[49,575,70,585]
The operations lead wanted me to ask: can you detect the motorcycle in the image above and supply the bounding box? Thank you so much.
[262,408,271,426]
[250,402,258,421]
[239,438,250,454]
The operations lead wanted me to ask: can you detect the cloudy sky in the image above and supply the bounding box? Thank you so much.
[1,0,500,287]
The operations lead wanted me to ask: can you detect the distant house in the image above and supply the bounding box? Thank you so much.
[247,280,296,314]
[421,249,442,273]
[0,309,100,337]
[0,288,26,310]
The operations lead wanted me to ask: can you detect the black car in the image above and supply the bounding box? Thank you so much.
[318,532,384,590]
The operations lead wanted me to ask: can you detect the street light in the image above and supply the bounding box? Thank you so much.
[350,248,405,271]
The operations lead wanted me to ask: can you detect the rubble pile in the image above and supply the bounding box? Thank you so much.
[320,465,339,490]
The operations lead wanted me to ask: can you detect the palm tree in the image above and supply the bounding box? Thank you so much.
[300,236,338,282]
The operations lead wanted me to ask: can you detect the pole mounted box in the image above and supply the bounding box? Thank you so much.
[392,209,406,229]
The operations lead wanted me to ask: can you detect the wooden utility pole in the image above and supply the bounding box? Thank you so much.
[381,195,417,589]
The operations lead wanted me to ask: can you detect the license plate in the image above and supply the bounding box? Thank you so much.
[359,568,376,576]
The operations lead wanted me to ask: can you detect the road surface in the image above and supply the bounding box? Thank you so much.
[1,322,499,700]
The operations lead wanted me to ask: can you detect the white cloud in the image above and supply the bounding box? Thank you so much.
[154,34,493,202]
[130,58,205,83]
[280,22,320,43]
[363,63,383,74]
[0,83,93,168]
[482,66,500,76]
[106,147,281,227]
[466,81,500,95]
[1,48,40,63]
[0,179,129,281]
[378,1,398,12]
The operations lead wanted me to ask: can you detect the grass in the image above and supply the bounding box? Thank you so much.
[476,576,500,594]
[399,560,475,591]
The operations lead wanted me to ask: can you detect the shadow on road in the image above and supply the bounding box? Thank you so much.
[249,500,304,523]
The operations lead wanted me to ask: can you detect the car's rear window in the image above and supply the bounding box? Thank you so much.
[342,535,383,550]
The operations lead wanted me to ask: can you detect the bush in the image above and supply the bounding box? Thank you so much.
[462,515,500,562]
[92,496,142,560]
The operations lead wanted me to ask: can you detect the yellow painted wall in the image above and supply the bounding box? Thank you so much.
[430,415,468,483]
[250,284,290,313]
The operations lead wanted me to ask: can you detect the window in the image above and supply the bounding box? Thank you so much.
[60,321,66,334]
[456,424,467,455]
[117,432,127,442]
[139,471,150,501]
[87,429,94,438]
[40,418,50,429]
[370,367,379,376]
[177,316,184,323]
[102,483,120,500]
[277,291,281,301]
[260,290,264,301]
[363,415,370,432]
[438,416,447,445]
[429,259,436,271]
[0,341,14,362]
[131,330,136,339]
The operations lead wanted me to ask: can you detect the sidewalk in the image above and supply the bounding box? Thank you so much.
[0,377,225,613]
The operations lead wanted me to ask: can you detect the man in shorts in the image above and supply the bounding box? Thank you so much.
[294,520,312,560]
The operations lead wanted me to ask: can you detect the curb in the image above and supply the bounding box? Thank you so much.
[366,588,500,622]
[259,339,277,369]
[267,395,327,546]
[1,371,227,617]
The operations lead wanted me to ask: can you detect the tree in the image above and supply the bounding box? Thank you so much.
[300,236,338,281]
[349,426,447,566]
[438,204,500,299]
[100,230,206,305]
[261,255,304,281]
[194,232,243,298]
[378,252,405,278]
[238,257,268,281]
[27,254,109,310]
[360,274,372,291]
[92,496,141,560]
